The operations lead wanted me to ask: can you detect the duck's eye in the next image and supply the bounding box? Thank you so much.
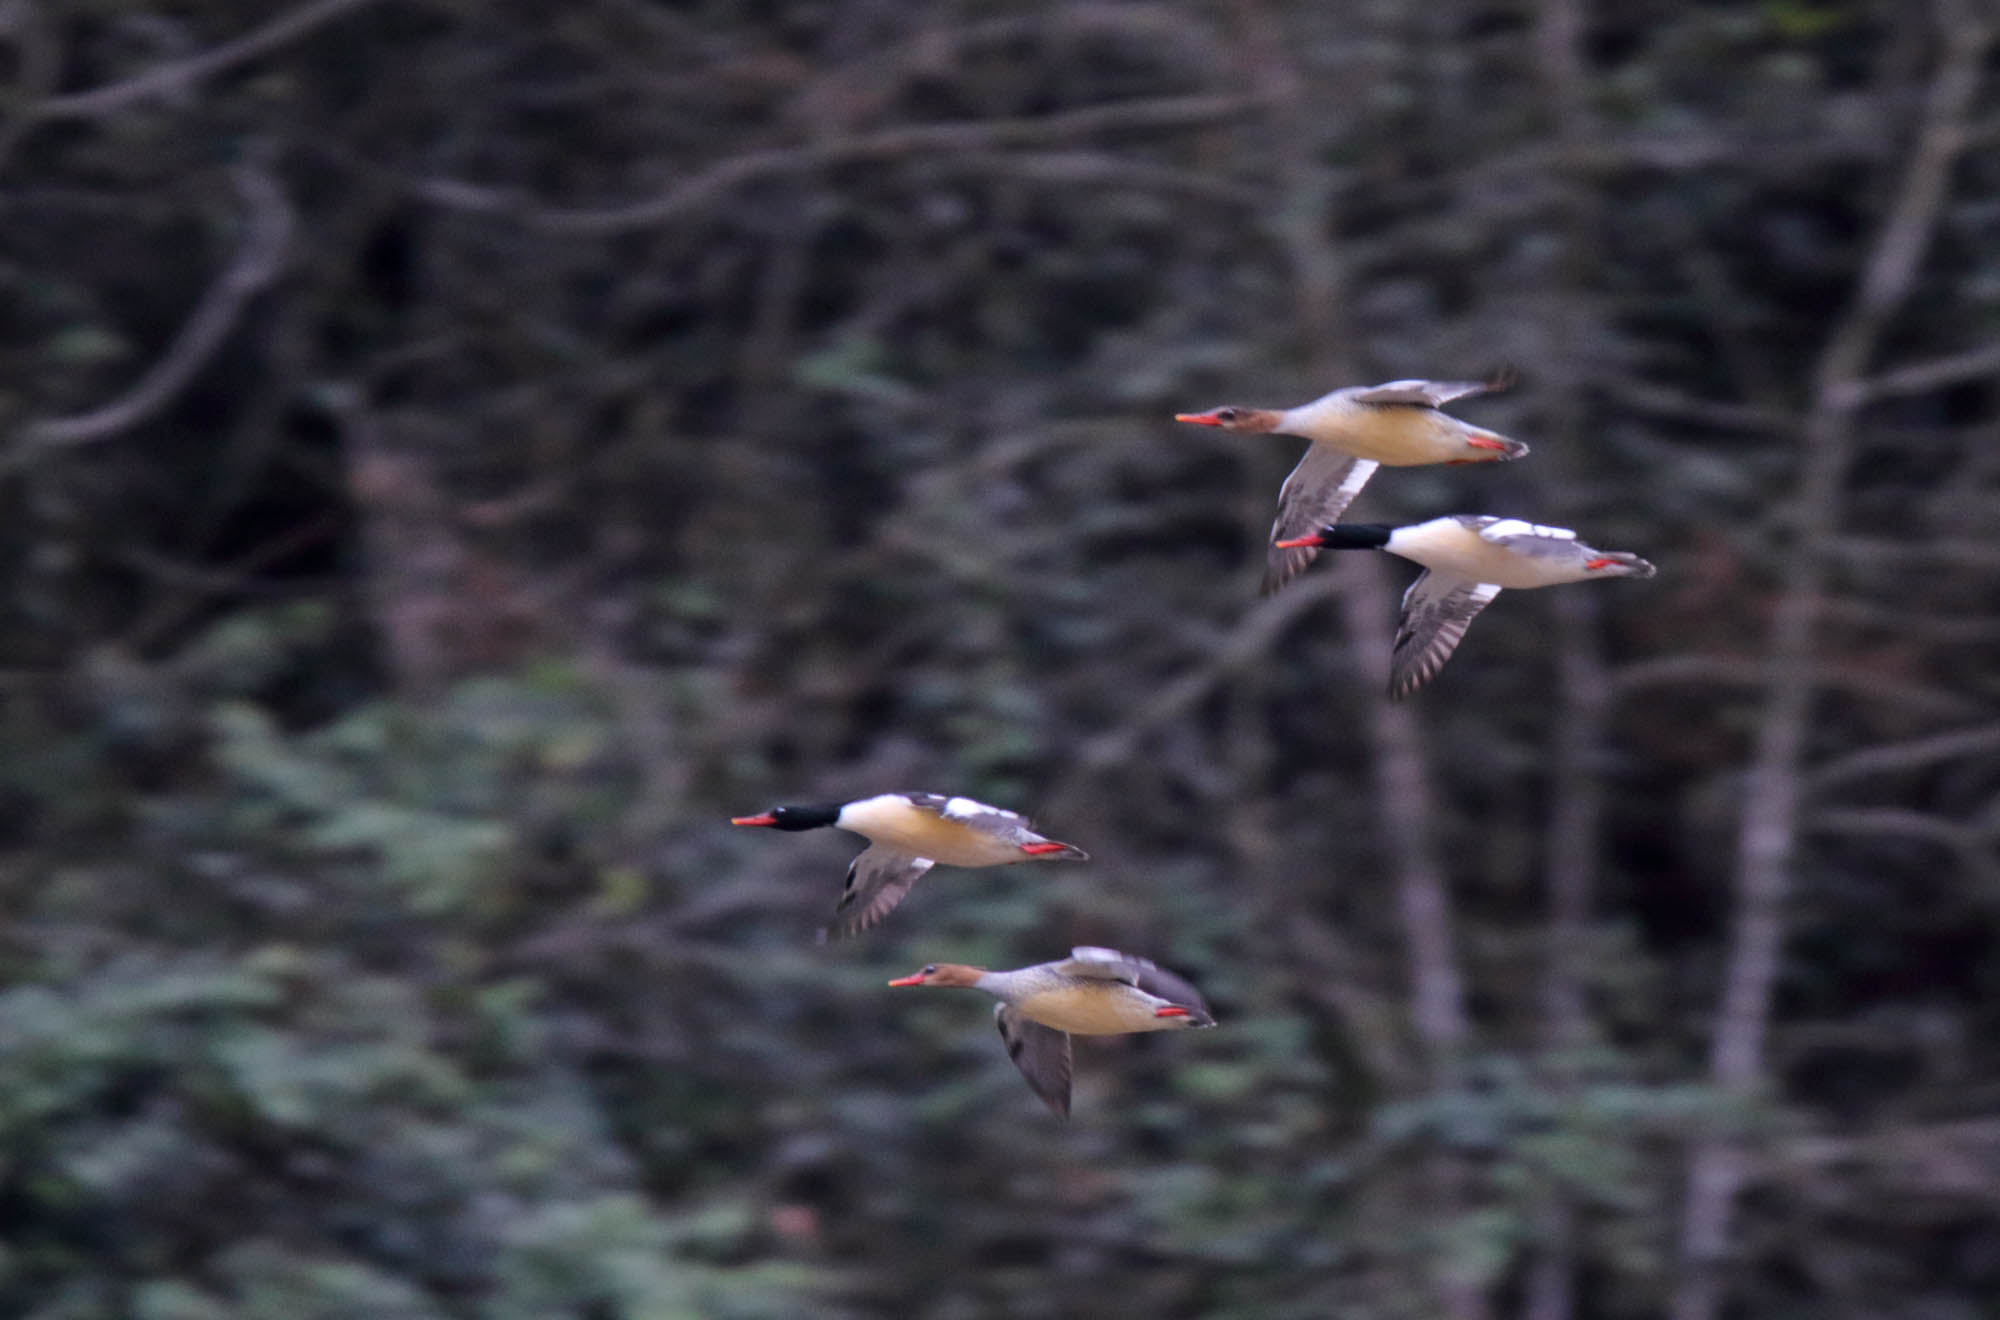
[921,964,937,976]
[1216,408,1239,423]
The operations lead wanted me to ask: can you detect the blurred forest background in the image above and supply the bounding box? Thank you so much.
[5,0,2000,1317]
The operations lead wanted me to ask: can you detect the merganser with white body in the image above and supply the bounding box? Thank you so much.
[888,946,1216,1116]
[730,793,1087,940]
[1175,376,1528,595]
[1276,516,1657,699]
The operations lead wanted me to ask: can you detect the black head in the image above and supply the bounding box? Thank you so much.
[1273,523,1393,551]
[730,803,843,831]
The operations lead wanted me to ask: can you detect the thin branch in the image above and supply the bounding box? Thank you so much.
[25,0,397,122]
[1597,377,1795,437]
[1854,340,2000,404]
[418,93,1264,236]
[1778,1115,2000,1196]
[1821,596,2000,643]
[1610,654,1980,721]
[1052,568,1351,790]
[1804,806,2000,891]
[1808,721,2000,797]
[1828,536,2000,570]
[12,165,294,463]
[912,150,1254,208]
[1805,804,1996,843]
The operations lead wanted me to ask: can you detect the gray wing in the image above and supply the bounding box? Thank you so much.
[996,1005,1073,1117]
[1478,526,1656,579]
[1348,375,1510,409]
[906,793,1089,859]
[1264,447,1380,596]
[818,845,936,942]
[1472,518,1581,561]
[1053,947,1215,1024]
[1389,572,1503,701]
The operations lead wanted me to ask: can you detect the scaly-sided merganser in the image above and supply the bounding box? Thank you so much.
[730,793,1087,940]
[1276,516,1656,698]
[1175,376,1527,595]
[888,946,1216,1116]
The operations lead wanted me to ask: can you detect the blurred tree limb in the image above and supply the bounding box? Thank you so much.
[419,93,1264,236]
[19,0,398,123]
[12,163,293,463]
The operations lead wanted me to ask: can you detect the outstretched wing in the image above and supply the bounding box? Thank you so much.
[1389,572,1503,701]
[1053,947,1215,1023]
[1264,448,1380,596]
[1349,375,1510,409]
[996,1005,1073,1117]
[818,845,936,942]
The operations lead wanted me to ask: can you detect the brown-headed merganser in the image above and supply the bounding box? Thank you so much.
[1175,376,1527,594]
[888,946,1215,1116]
[730,793,1087,940]
[1276,516,1656,698]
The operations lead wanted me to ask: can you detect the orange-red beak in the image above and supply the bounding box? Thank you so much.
[886,972,928,987]
[1272,534,1324,550]
[1173,410,1223,426]
[730,813,777,827]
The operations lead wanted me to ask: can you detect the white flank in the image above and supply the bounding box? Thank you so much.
[1480,518,1576,541]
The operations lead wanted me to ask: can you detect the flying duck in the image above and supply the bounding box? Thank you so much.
[888,946,1216,1116]
[1175,376,1528,595]
[730,793,1087,940]
[1275,516,1657,699]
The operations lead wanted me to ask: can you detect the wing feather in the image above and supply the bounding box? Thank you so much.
[1264,448,1380,595]
[818,845,935,942]
[1348,375,1510,409]
[995,1005,1073,1117]
[1389,573,1503,700]
[1053,947,1215,1023]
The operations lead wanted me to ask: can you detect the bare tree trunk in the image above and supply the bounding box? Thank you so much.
[1230,4,1477,1316]
[1670,15,1993,1320]
[1525,2,1604,1315]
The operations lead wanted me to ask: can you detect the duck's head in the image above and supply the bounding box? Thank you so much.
[730,803,842,831]
[887,962,985,989]
[1173,405,1283,434]
[1274,523,1393,551]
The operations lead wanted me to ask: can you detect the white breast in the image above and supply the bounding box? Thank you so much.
[834,795,1023,866]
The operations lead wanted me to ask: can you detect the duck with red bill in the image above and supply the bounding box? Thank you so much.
[884,947,1215,1116]
[1269,515,1656,699]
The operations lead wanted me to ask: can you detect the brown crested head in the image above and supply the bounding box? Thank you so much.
[886,962,984,988]
[1172,405,1282,434]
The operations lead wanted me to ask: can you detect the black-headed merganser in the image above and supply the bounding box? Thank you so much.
[1276,515,1656,698]
[731,793,1087,940]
